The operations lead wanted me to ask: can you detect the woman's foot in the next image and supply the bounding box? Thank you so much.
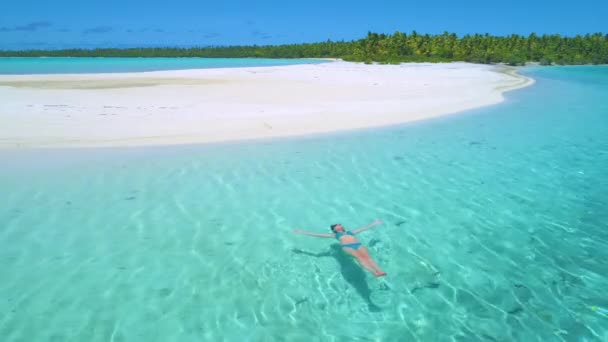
[375,272,387,277]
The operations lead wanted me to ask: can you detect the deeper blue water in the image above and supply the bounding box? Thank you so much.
[0,57,325,74]
[0,66,607,341]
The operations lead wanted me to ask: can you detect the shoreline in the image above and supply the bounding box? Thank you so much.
[0,61,534,149]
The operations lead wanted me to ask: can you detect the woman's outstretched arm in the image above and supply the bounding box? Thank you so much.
[351,220,383,234]
[292,230,334,238]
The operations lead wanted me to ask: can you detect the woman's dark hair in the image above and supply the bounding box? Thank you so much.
[330,224,340,232]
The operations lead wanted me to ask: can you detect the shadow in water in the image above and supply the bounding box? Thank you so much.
[292,244,382,312]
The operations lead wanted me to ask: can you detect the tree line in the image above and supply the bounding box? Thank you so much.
[1,31,607,66]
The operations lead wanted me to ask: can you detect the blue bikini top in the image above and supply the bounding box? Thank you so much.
[335,231,354,240]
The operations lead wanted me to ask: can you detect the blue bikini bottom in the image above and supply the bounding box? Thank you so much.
[341,243,362,250]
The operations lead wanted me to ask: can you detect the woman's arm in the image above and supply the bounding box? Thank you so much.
[292,230,334,238]
[351,220,383,234]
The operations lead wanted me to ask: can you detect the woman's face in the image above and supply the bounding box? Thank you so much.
[333,224,345,232]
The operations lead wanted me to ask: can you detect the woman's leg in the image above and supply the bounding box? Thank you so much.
[359,247,386,276]
[342,247,377,275]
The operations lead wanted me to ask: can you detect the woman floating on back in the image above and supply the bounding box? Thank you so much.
[293,220,386,277]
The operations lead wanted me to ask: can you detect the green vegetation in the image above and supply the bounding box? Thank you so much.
[2,31,607,65]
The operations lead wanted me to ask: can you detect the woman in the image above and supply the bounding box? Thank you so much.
[293,220,386,277]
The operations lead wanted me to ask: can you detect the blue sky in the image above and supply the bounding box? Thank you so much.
[1,0,606,50]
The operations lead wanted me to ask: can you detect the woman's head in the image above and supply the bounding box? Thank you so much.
[330,224,345,233]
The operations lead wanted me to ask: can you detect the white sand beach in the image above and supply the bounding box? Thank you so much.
[0,61,533,148]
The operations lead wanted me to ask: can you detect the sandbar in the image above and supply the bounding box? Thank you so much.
[0,61,533,148]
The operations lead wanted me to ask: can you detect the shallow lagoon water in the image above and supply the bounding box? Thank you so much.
[1,66,607,341]
[0,57,325,74]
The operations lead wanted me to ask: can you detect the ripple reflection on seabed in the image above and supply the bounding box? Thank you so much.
[292,244,388,312]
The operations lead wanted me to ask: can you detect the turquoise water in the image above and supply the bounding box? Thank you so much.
[1,66,607,341]
[0,57,325,74]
